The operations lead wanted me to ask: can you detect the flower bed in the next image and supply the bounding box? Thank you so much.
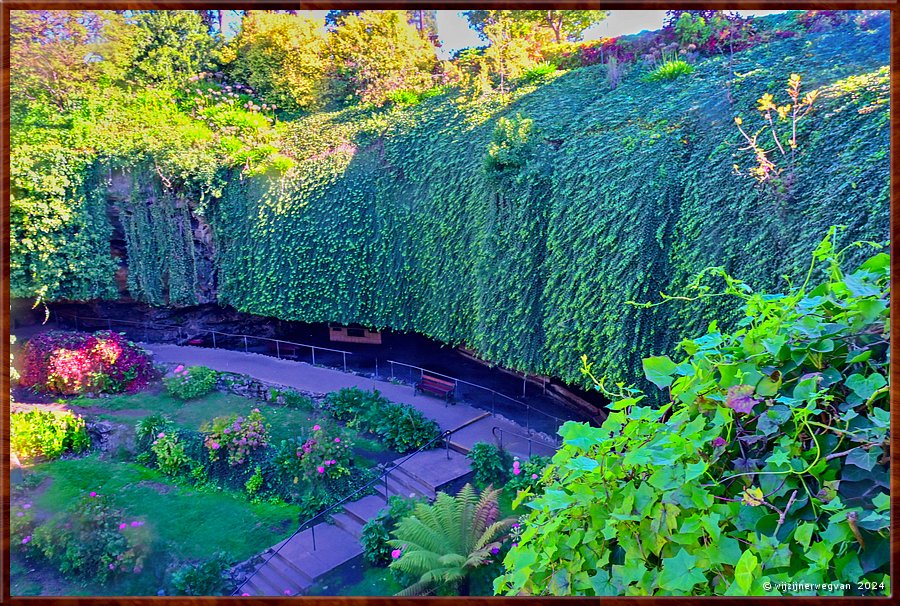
[19,330,156,395]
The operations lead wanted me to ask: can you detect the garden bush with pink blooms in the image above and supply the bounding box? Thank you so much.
[18,330,156,395]
[274,422,355,482]
[202,408,269,467]
[164,365,219,400]
[26,492,153,583]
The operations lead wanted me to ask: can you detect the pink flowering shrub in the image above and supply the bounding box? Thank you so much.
[164,365,219,400]
[203,408,268,466]
[29,492,152,583]
[291,423,354,481]
[19,330,156,395]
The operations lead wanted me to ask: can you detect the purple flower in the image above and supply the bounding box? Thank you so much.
[317,466,325,474]
[313,425,321,431]
[23,503,31,509]
[16,512,24,517]
[89,491,98,497]
[119,523,127,530]
[283,589,291,596]
[512,523,520,529]
[512,542,518,548]
[334,437,341,443]
[531,474,539,480]
[21,536,31,545]
[712,437,727,448]
[157,432,166,439]
[490,547,500,555]
[726,385,758,414]
[391,549,402,559]
[109,563,116,570]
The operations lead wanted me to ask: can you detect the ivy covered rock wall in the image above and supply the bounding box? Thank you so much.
[15,18,890,389]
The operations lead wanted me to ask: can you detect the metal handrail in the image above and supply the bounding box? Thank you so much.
[492,425,561,456]
[56,313,353,361]
[386,359,565,429]
[232,428,454,596]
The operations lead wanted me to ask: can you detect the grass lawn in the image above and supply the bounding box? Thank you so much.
[13,454,298,596]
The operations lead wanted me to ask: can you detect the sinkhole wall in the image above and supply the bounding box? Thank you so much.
[13,18,890,389]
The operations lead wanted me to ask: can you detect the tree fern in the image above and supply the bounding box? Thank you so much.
[389,483,514,596]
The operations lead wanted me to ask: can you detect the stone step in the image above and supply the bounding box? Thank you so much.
[342,494,390,526]
[275,523,363,578]
[240,568,290,597]
[391,464,439,497]
[270,551,315,590]
[331,511,365,539]
[373,474,429,502]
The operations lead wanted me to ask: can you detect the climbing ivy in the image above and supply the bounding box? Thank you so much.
[12,13,889,388]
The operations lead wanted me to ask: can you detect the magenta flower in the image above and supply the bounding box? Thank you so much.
[109,563,116,570]
[119,523,127,530]
[157,432,166,439]
[131,521,142,527]
[23,503,31,509]
[313,425,321,431]
[211,442,220,450]
[21,536,31,544]
[334,437,341,443]
[174,365,184,373]
[513,468,521,476]
[712,437,727,448]
[242,593,250,597]
[317,466,325,474]
[90,491,97,497]
[391,549,402,559]
[531,474,539,480]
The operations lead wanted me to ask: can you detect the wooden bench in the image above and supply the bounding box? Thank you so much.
[415,374,456,405]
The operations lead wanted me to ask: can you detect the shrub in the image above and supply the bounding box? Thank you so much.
[504,455,551,498]
[496,235,890,596]
[375,404,441,453]
[361,495,426,566]
[136,413,174,455]
[10,502,37,554]
[244,465,264,496]
[164,365,219,400]
[521,61,557,83]
[323,388,441,453]
[467,442,513,490]
[273,388,314,410]
[30,492,153,583]
[168,552,232,596]
[150,432,194,476]
[11,408,90,461]
[202,408,269,467]
[285,423,354,481]
[646,56,695,81]
[19,330,156,395]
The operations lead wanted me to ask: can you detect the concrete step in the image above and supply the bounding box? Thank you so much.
[332,511,365,539]
[343,494,390,526]
[391,464,438,497]
[241,568,290,597]
[373,474,429,502]
[390,448,473,493]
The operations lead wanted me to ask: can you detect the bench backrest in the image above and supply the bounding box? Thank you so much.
[421,375,455,390]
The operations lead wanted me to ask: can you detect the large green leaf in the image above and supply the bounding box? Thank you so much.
[642,356,678,389]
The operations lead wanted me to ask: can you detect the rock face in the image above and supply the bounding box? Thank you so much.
[86,419,135,454]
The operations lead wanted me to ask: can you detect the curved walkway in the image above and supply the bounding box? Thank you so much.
[143,344,559,597]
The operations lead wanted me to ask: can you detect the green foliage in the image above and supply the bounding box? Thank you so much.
[12,14,890,391]
[645,56,696,81]
[521,62,557,83]
[504,455,551,498]
[149,431,194,476]
[244,465,264,496]
[389,483,514,596]
[467,442,513,489]
[272,388,314,410]
[167,552,232,596]
[30,492,153,583]
[228,11,328,112]
[323,388,441,453]
[11,409,90,461]
[362,495,427,566]
[495,237,890,596]
[164,365,219,400]
[329,10,438,106]
[128,10,216,86]
[202,408,269,467]
[136,413,174,454]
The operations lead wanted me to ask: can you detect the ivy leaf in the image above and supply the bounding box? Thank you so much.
[588,569,616,595]
[642,355,677,389]
[741,486,765,507]
[657,548,706,593]
[794,523,815,549]
[766,450,790,469]
[844,373,886,401]
[726,384,757,414]
[845,446,882,471]
[734,549,758,593]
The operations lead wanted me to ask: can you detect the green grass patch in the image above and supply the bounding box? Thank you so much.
[29,454,296,561]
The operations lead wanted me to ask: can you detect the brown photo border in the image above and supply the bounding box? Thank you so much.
[0,1,896,604]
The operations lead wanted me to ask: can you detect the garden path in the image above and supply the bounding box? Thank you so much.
[143,343,558,596]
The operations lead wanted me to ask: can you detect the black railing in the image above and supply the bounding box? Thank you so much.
[387,359,566,439]
[232,429,454,596]
[56,313,354,372]
[492,425,561,457]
